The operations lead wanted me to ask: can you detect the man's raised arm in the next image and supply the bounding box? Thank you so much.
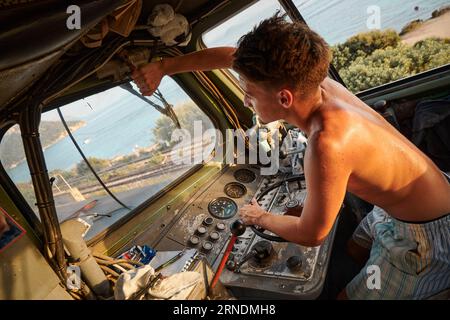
[132,47,236,96]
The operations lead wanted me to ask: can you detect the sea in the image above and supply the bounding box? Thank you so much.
[6,0,450,183]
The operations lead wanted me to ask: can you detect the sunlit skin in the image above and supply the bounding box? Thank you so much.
[133,47,450,248]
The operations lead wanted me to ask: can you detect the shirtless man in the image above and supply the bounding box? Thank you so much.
[133,15,450,299]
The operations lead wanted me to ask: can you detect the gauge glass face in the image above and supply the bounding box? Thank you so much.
[208,197,238,219]
[224,182,247,198]
[233,169,256,183]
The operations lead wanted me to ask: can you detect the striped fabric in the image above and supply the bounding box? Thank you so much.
[346,206,450,299]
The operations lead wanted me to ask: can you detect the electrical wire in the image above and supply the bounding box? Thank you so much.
[90,251,146,298]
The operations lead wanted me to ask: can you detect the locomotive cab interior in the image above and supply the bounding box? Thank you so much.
[0,0,449,300]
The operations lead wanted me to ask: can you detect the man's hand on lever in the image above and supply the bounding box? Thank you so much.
[131,47,236,96]
[240,198,303,226]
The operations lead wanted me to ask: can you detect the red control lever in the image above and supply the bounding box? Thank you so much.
[210,219,246,289]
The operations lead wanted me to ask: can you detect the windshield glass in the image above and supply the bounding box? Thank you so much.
[2,77,216,239]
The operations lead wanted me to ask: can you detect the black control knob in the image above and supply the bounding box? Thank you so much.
[201,241,214,253]
[196,226,207,236]
[203,217,214,226]
[209,231,220,242]
[253,241,273,260]
[286,255,303,271]
[216,222,226,231]
[189,235,200,246]
[230,219,246,236]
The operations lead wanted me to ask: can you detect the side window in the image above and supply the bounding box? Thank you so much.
[293,1,450,93]
[2,77,216,239]
[0,125,38,216]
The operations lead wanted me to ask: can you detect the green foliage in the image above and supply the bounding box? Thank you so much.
[332,29,400,70]
[147,152,165,165]
[76,157,111,176]
[332,29,450,93]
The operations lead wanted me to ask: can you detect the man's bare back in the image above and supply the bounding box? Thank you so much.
[311,77,450,222]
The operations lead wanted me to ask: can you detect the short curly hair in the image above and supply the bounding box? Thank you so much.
[233,13,331,95]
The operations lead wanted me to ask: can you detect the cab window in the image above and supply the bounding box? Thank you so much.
[1,77,216,239]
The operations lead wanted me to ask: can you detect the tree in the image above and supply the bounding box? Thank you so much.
[152,100,214,145]
[331,29,450,93]
[76,157,111,175]
[332,29,401,71]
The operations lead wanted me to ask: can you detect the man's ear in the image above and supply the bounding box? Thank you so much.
[278,89,294,109]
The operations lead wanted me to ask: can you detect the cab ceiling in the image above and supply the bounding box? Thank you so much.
[0,0,228,117]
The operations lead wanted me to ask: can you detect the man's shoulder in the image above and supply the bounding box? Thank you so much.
[307,129,346,160]
[305,130,352,176]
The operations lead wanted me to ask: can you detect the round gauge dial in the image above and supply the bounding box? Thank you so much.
[233,169,256,183]
[224,182,247,198]
[208,197,238,219]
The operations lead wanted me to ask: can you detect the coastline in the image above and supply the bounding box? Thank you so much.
[7,121,86,170]
[42,121,86,151]
[401,11,450,45]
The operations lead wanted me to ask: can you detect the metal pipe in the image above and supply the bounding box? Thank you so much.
[60,219,111,298]
[19,105,67,281]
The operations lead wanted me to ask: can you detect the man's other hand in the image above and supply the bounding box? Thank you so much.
[239,199,268,225]
[132,60,165,96]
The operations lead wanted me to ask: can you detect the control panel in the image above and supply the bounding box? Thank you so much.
[157,164,338,299]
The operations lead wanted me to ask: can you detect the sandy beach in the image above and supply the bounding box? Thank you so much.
[402,11,450,45]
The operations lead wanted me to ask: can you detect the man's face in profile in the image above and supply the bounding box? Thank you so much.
[239,75,282,125]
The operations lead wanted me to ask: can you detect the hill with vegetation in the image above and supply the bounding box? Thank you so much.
[0,120,85,169]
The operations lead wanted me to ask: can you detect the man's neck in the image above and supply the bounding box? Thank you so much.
[287,85,325,136]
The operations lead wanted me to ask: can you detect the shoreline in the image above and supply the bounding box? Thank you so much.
[401,11,450,45]
[7,121,86,171]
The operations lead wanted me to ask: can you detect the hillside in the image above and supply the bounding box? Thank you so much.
[0,120,85,169]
